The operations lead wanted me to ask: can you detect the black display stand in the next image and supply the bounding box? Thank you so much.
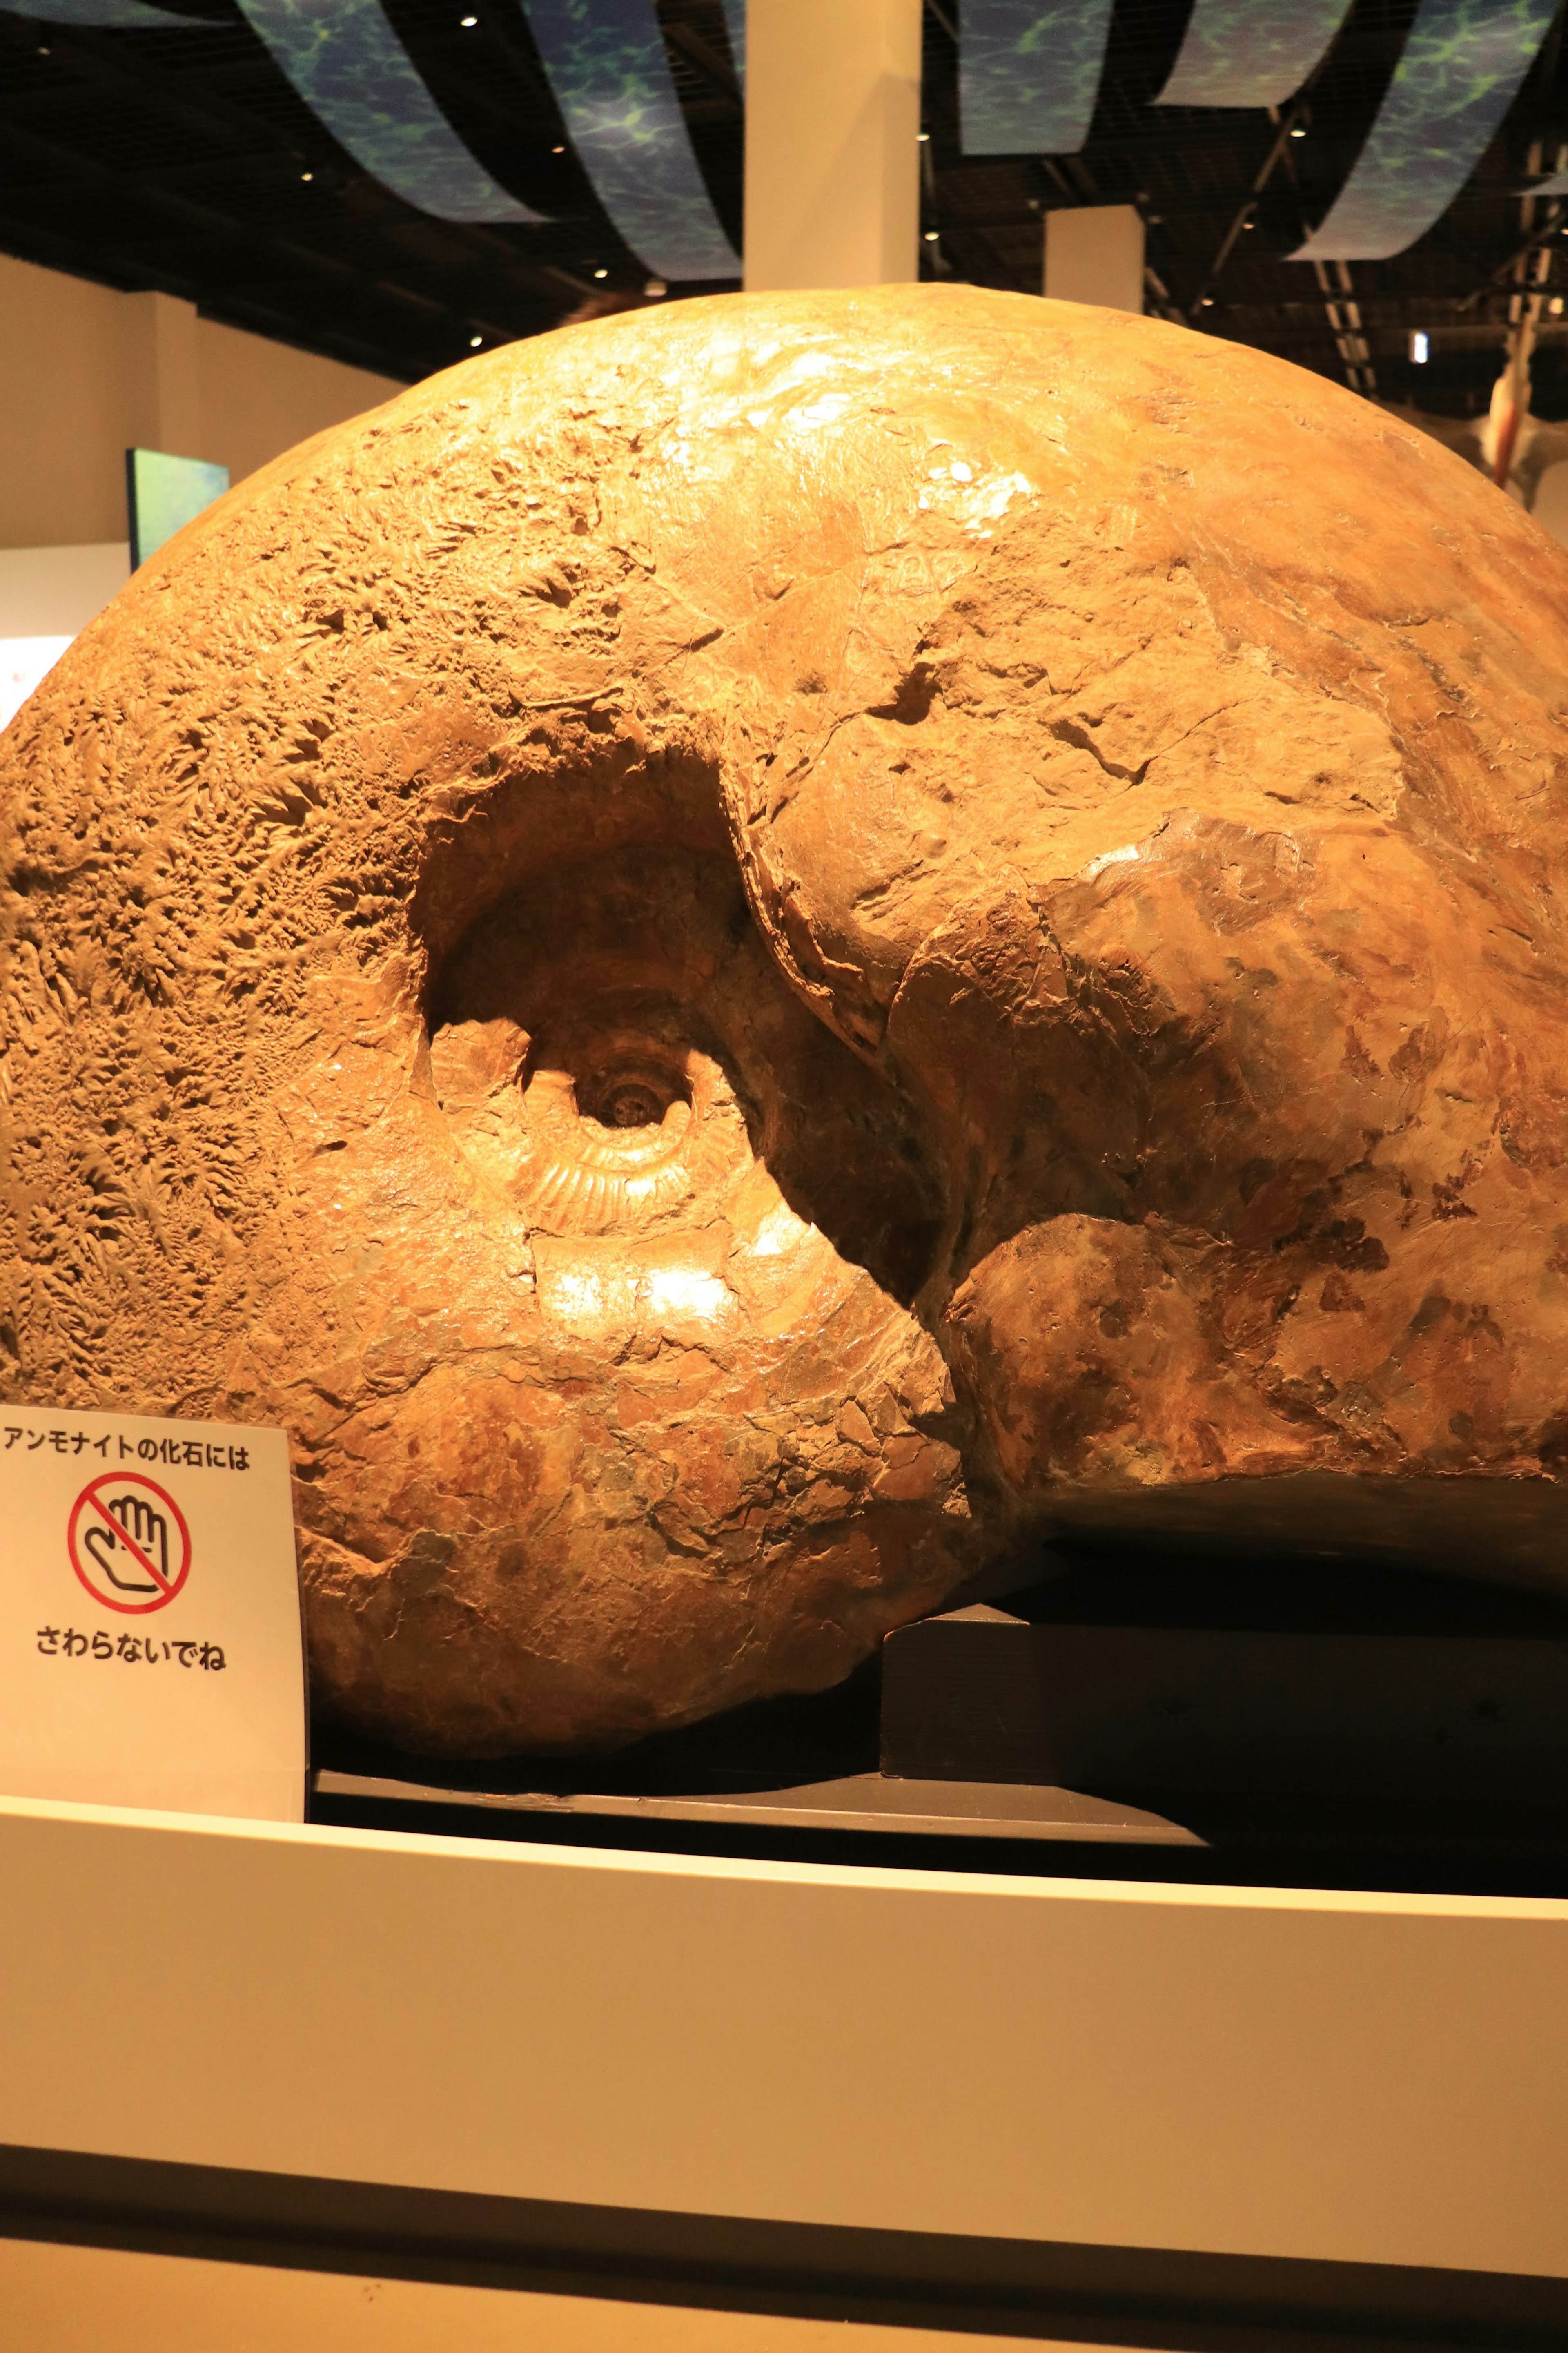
[882,1569,1568,1818]
[311,1552,1568,1891]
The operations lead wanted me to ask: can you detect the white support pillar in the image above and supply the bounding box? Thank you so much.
[1044,204,1146,314]
[145,290,206,459]
[117,290,208,468]
[743,0,922,292]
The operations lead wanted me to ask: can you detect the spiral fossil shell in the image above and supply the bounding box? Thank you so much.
[9,283,1568,1758]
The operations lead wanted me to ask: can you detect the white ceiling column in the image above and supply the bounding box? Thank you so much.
[743,0,922,291]
[1044,204,1146,314]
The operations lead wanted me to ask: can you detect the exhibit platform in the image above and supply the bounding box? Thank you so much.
[309,1557,1568,1896]
[8,1548,1568,2345]
[3,1782,1568,2349]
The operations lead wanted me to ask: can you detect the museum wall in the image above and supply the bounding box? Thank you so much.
[0,250,403,551]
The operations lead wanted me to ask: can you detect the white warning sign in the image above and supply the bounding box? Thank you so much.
[0,1406,304,1821]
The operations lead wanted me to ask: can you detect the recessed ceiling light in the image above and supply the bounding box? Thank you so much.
[918,132,929,142]
[1200,294,1215,306]
[592,268,609,279]
[1290,123,1307,138]
[470,334,483,347]
[552,145,565,155]
[300,171,313,183]
[923,230,939,242]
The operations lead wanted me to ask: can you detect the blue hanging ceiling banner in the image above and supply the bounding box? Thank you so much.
[1,0,209,23]
[719,0,744,89]
[1156,0,1355,108]
[520,0,740,279]
[232,0,546,225]
[958,0,1116,156]
[1294,0,1558,261]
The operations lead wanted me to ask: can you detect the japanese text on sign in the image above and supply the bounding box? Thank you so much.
[5,1428,251,1470]
[36,1629,227,1670]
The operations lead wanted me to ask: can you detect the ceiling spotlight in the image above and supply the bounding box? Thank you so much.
[1410,329,1429,363]
[923,230,939,243]
[918,132,930,142]
[1199,294,1215,307]
[552,144,565,155]
[592,267,609,279]
[36,41,49,55]
[300,170,314,183]
[470,334,483,348]
[1290,123,1307,138]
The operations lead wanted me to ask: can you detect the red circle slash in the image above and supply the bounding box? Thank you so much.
[67,1473,193,1615]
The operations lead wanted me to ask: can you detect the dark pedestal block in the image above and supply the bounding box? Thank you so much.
[880,1579,1568,1828]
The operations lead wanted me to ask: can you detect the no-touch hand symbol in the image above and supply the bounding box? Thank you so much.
[68,1474,192,1615]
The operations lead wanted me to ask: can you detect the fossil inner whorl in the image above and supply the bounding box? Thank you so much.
[426,850,760,1237]
[422,843,946,1292]
[510,1007,748,1236]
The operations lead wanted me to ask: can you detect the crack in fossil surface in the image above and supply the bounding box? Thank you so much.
[5,285,1568,1757]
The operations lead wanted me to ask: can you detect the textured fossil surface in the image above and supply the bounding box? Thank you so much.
[5,285,1568,1755]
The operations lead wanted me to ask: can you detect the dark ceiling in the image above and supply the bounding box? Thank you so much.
[0,0,1564,418]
